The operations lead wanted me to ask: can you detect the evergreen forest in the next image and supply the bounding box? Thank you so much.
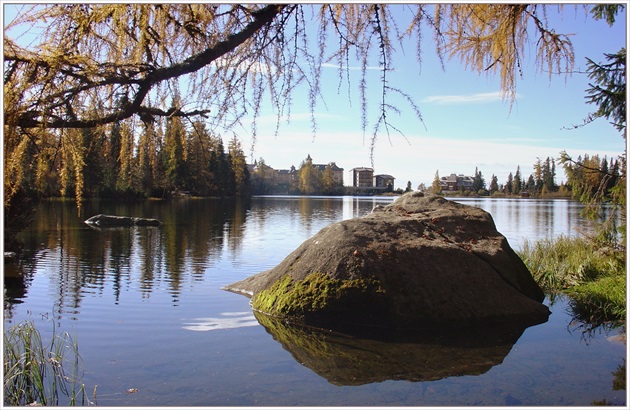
[9,116,252,203]
[432,154,623,203]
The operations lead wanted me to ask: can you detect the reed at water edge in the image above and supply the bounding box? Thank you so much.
[518,234,626,327]
[3,319,95,406]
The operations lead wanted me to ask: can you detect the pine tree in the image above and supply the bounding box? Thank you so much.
[228,136,250,196]
[489,174,499,193]
[206,139,235,196]
[584,48,626,132]
[606,158,620,193]
[472,167,486,192]
[32,130,60,197]
[59,128,86,207]
[81,127,107,197]
[431,170,442,195]
[136,122,160,196]
[542,157,557,193]
[505,172,513,195]
[163,112,188,191]
[116,121,135,192]
[513,165,522,194]
[103,122,123,192]
[187,121,215,195]
[526,174,536,193]
[533,158,544,194]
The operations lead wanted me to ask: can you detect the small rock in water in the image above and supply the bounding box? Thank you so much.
[84,214,161,227]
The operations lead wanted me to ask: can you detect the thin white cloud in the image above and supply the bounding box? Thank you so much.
[422,91,507,105]
[487,136,543,143]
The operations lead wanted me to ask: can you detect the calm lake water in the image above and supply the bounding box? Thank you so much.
[3,196,626,406]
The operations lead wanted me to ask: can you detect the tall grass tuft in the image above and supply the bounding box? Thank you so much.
[519,235,625,291]
[518,234,626,326]
[567,274,627,325]
[3,320,93,406]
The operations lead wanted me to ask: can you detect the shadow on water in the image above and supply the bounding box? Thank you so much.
[253,310,542,386]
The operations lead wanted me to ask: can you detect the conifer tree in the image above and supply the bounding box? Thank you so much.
[542,157,557,193]
[80,127,107,197]
[533,158,544,194]
[116,121,135,192]
[472,167,486,192]
[489,174,499,194]
[163,111,188,191]
[187,121,215,195]
[212,140,233,196]
[526,174,536,193]
[431,170,442,195]
[103,122,122,192]
[136,122,160,196]
[59,128,85,207]
[505,172,513,195]
[513,166,522,195]
[228,136,250,196]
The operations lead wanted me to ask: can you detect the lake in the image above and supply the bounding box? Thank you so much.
[3,196,626,406]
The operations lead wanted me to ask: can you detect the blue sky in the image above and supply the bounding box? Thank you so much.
[240,4,627,189]
[4,3,627,190]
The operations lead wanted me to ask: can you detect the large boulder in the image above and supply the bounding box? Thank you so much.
[225,192,549,331]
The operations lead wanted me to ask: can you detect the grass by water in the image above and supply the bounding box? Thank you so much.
[518,235,626,327]
[3,320,94,406]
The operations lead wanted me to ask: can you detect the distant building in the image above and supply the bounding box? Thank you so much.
[313,161,344,185]
[276,166,297,185]
[250,160,276,184]
[374,174,395,191]
[350,167,374,188]
[249,156,345,194]
[439,173,474,191]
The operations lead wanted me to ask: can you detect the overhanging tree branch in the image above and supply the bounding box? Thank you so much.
[6,4,286,129]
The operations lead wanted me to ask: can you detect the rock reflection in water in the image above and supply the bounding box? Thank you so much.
[254,311,537,386]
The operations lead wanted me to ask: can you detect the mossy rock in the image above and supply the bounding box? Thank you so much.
[227,192,550,331]
[251,273,392,329]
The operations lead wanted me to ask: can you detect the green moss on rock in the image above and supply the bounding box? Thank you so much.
[251,273,391,328]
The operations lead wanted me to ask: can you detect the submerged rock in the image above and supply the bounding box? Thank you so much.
[225,192,550,331]
[84,214,161,227]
